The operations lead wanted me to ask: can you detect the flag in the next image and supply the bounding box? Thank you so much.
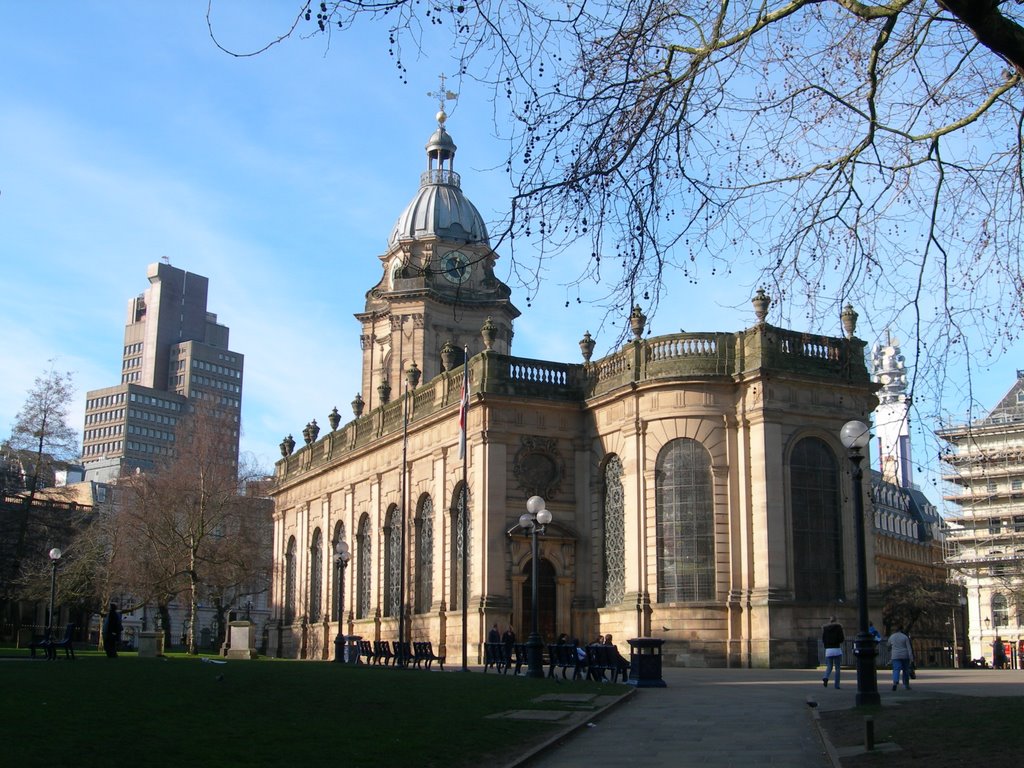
[458,347,469,459]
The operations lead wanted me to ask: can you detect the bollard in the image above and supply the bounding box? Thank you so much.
[864,716,875,751]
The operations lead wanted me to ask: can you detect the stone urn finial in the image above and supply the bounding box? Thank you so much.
[480,316,497,351]
[328,407,341,432]
[840,303,859,339]
[280,434,296,457]
[308,419,320,443]
[752,288,771,325]
[406,361,422,389]
[351,392,365,418]
[629,305,647,340]
[579,331,596,362]
[301,422,313,445]
[440,340,459,371]
[377,379,392,405]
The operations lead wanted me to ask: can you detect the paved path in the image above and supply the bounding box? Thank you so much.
[518,667,1024,768]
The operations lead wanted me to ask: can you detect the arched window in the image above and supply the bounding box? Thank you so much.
[415,495,434,613]
[450,482,470,611]
[602,455,625,606]
[992,593,1009,627]
[332,522,347,622]
[309,528,323,623]
[356,513,371,620]
[655,438,715,602]
[383,504,401,618]
[790,437,843,601]
[284,536,297,624]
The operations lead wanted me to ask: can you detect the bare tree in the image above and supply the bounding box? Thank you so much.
[1,366,79,602]
[211,1,1024,419]
[112,401,270,653]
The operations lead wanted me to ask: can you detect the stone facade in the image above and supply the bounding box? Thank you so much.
[267,104,882,668]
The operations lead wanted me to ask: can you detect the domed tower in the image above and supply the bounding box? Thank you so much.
[872,331,913,487]
[355,98,519,407]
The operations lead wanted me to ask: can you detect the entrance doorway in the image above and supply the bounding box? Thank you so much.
[521,558,556,642]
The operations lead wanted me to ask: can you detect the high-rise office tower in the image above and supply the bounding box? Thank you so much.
[82,261,244,481]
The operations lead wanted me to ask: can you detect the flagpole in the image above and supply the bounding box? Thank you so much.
[461,346,469,672]
[399,380,409,667]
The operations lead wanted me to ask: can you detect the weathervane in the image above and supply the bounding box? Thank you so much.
[427,73,458,126]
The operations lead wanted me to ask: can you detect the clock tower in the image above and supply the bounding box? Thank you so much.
[355,97,519,408]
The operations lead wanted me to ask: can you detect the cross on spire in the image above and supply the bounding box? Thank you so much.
[427,73,458,125]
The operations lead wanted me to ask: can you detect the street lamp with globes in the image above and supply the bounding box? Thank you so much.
[333,540,351,663]
[47,547,62,642]
[519,496,553,679]
[839,419,880,706]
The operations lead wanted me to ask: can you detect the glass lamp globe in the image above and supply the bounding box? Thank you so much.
[840,420,871,450]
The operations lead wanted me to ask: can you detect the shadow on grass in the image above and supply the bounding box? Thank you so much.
[817,695,1024,766]
[1,654,628,768]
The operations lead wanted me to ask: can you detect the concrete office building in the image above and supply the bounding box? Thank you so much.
[82,261,244,481]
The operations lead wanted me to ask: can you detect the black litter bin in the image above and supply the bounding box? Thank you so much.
[628,637,667,687]
[334,634,362,664]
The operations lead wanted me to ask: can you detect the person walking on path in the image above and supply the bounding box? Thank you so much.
[993,636,1007,669]
[821,616,844,689]
[888,626,914,690]
[103,603,122,658]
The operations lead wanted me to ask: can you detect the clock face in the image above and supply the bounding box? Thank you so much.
[440,251,472,284]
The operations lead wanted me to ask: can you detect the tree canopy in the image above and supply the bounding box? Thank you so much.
[210,1,1024,418]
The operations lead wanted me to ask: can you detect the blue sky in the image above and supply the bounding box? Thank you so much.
[1,2,1019,498]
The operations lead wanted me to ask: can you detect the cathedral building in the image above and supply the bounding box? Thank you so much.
[267,106,880,668]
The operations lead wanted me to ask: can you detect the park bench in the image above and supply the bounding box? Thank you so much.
[510,643,528,675]
[373,640,394,666]
[411,640,445,670]
[392,640,414,667]
[358,640,375,664]
[586,644,620,682]
[483,642,510,673]
[547,643,586,680]
[28,623,75,660]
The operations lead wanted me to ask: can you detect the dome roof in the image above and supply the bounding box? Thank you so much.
[387,112,490,248]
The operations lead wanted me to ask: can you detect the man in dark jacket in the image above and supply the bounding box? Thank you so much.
[821,616,845,689]
[103,603,123,658]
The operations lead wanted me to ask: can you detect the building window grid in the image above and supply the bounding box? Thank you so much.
[308,529,323,623]
[356,515,371,620]
[790,437,843,602]
[383,505,401,618]
[655,439,715,603]
[415,496,433,614]
[602,455,626,606]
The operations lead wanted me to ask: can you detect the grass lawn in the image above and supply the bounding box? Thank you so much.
[1,650,627,767]
[817,695,1024,766]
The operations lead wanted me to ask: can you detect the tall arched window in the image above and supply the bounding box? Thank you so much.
[655,438,715,602]
[992,593,1009,627]
[284,536,297,623]
[603,454,625,606]
[415,495,434,614]
[356,513,371,620]
[450,482,470,611]
[790,437,843,601]
[383,504,401,618]
[309,528,323,623]
[332,522,347,622]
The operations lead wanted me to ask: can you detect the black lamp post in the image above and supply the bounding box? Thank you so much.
[47,547,62,641]
[840,420,880,706]
[519,496,552,679]
[334,540,351,663]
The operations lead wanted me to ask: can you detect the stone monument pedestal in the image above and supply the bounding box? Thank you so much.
[138,631,164,657]
[223,620,258,659]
